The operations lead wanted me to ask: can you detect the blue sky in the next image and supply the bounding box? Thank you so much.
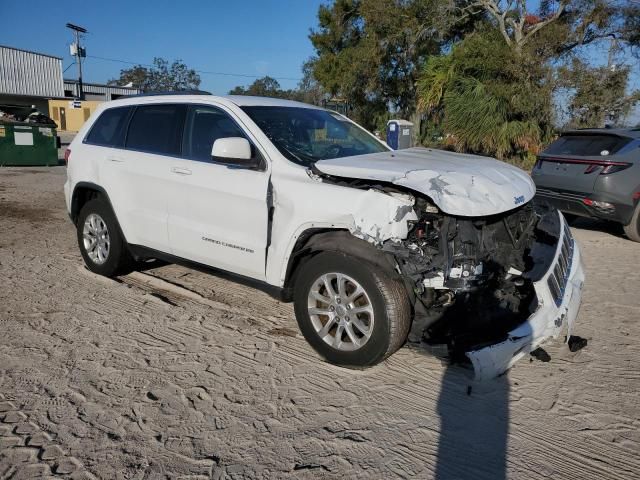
[0,0,326,94]
[1,0,637,124]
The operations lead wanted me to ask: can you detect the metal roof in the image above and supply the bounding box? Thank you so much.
[0,44,62,60]
[0,46,64,97]
[133,89,211,96]
[63,80,142,98]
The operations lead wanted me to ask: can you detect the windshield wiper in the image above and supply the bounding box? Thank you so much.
[280,144,316,165]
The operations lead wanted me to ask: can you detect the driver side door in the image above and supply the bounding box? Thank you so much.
[167,104,270,280]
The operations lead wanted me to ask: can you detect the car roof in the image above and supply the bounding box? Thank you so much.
[561,127,640,139]
[224,95,324,109]
[103,94,325,111]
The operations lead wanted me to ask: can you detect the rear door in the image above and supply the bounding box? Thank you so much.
[99,103,186,252]
[533,134,632,193]
[166,104,270,280]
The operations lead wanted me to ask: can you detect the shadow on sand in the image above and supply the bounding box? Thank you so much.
[435,365,510,480]
[570,216,626,239]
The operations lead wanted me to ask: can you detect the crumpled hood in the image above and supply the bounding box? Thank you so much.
[315,147,536,216]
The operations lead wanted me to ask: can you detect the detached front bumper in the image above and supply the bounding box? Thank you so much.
[466,213,585,381]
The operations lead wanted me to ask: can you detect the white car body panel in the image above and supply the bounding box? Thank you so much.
[315,147,536,216]
[166,158,270,279]
[265,167,419,286]
[102,148,175,252]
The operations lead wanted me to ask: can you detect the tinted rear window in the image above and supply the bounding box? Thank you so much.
[85,106,131,147]
[544,134,630,156]
[126,104,187,155]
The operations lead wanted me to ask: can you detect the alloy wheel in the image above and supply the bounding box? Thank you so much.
[307,272,375,351]
[83,213,110,265]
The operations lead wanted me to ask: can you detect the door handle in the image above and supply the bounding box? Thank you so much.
[107,156,125,163]
[171,167,192,176]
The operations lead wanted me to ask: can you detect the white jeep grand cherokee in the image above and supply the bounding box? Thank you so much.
[64,94,584,380]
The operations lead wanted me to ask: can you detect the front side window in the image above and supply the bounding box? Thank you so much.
[241,106,388,167]
[85,106,131,147]
[126,104,186,155]
[183,105,248,161]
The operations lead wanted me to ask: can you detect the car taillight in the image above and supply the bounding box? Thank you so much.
[599,163,631,175]
[64,148,71,165]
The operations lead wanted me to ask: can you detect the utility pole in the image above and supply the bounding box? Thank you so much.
[66,23,87,100]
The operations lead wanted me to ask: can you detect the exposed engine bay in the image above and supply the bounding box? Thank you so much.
[384,197,561,363]
[313,157,571,373]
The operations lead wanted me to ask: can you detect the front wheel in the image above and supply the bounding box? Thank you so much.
[293,252,411,367]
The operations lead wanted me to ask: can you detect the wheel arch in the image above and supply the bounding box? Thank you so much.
[71,182,113,224]
[282,229,401,301]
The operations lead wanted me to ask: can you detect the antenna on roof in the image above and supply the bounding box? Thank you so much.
[65,23,87,33]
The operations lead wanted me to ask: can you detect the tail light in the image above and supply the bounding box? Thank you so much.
[582,198,615,212]
[539,156,631,175]
[599,163,631,175]
[582,161,631,175]
[64,148,71,165]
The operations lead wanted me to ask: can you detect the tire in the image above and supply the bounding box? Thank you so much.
[623,203,640,242]
[562,213,580,226]
[77,197,133,276]
[293,251,411,367]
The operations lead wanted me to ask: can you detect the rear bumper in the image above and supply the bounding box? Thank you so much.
[536,187,634,224]
[466,213,585,381]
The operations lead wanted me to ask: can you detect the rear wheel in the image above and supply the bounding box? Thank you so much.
[293,252,411,367]
[623,203,640,242]
[77,197,133,276]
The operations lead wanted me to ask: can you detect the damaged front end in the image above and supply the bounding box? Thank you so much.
[312,148,583,379]
[384,197,584,380]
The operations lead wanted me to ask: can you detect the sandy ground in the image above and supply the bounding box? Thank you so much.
[1,166,639,480]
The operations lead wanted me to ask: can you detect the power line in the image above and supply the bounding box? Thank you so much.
[86,55,301,82]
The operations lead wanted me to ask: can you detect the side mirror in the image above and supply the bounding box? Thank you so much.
[211,137,260,169]
[211,136,249,158]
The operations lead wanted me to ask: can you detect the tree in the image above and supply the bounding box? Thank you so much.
[108,57,201,92]
[559,58,640,128]
[455,0,567,53]
[309,0,448,129]
[295,58,327,106]
[454,0,640,55]
[228,67,328,105]
[229,76,285,97]
[417,29,553,162]
[416,0,640,161]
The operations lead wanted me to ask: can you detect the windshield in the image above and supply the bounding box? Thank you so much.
[241,106,388,166]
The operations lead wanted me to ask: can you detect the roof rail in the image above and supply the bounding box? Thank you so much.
[133,90,212,97]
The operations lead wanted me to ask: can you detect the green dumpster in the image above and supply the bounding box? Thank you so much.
[0,120,59,167]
